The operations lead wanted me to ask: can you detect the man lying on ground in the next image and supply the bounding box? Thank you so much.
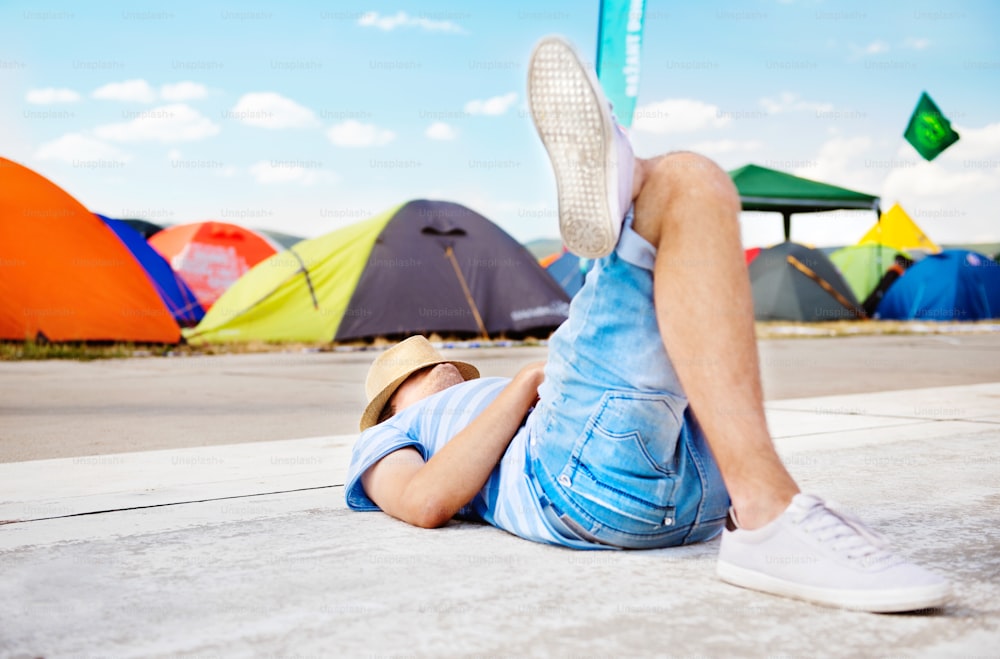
[345,36,950,613]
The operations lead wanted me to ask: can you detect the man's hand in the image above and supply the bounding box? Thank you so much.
[514,360,546,406]
[361,363,546,529]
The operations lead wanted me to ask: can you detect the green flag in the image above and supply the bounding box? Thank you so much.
[904,92,960,161]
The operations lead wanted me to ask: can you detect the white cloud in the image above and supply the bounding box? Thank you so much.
[326,120,395,147]
[884,160,995,198]
[92,79,157,103]
[26,88,80,104]
[160,81,208,102]
[784,124,1000,244]
[689,139,765,156]
[249,160,337,185]
[794,135,877,190]
[759,92,834,115]
[358,10,465,34]
[884,122,1000,200]
[847,41,891,59]
[903,37,930,50]
[34,133,130,163]
[881,153,999,243]
[166,148,182,161]
[84,79,210,104]
[864,40,890,54]
[464,92,518,116]
[426,121,457,140]
[939,121,1000,159]
[632,98,730,134]
[94,103,220,142]
[229,92,319,129]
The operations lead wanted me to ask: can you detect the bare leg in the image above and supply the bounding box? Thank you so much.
[630,152,799,529]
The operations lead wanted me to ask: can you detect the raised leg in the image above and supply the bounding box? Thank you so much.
[529,36,949,612]
[630,152,798,529]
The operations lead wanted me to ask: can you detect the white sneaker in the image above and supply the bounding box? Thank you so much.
[717,494,951,612]
[527,36,635,259]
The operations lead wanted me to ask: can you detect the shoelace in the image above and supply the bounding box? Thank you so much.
[794,498,901,567]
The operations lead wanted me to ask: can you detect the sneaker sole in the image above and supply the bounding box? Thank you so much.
[717,561,952,613]
[528,37,620,259]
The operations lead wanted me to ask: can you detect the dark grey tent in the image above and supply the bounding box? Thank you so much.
[749,242,862,321]
[185,200,571,344]
[335,200,571,341]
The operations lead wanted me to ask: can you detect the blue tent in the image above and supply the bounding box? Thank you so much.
[876,249,1000,321]
[98,215,204,326]
[546,251,594,298]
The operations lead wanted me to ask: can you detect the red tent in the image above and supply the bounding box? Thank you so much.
[0,157,179,343]
[149,222,279,311]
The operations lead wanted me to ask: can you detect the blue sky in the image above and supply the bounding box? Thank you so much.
[3,0,998,248]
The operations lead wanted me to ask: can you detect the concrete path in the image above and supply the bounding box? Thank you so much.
[2,383,998,657]
[3,332,1000,462]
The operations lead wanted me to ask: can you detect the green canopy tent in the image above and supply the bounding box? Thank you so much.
[729,164,881,241]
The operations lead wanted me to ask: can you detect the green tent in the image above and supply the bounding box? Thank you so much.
[829,244,910,303]
[729,164,880,241]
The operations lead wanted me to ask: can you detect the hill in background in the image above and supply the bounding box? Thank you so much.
[523,238,564,260]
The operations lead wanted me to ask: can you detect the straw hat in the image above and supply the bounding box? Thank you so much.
[359,335,479,431]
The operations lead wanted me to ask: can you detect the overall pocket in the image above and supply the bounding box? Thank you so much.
[561,390,686,530]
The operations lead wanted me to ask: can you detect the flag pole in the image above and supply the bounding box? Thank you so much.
[595,0,607,67]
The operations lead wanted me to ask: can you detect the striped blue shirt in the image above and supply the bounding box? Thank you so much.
[345,377,575,546]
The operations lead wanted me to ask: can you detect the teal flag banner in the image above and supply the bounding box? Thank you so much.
[596,0,646,129]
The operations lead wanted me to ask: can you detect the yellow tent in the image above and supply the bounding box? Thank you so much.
[858,203,941,253]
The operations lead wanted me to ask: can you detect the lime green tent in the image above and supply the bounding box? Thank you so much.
[184,207,397,343]
[829,243,910,303]
[729,164,880,241]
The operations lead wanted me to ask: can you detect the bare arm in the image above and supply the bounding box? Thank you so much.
[361,362,545,528]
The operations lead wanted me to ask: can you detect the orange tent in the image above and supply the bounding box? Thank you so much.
[538,250,563,268]
[0,158,179,343]
[149,222,279,311]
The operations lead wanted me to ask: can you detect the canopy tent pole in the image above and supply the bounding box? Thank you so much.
[873,202,883,305]
[782,212,791,242]
[444,245,489,339]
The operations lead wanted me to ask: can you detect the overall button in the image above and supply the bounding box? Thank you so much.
[558,474,571,487]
